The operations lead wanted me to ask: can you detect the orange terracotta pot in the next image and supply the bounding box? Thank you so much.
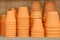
[30,1,42,19]
[17,7,29,37]
[0,15,6,36]
[44,2,60,38]
[30,1,44,38]
[5,9,16,37]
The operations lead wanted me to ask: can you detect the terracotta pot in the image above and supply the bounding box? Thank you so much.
[30,1,42,19]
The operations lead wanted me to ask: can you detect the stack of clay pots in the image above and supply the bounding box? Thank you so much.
[43,2,60,38]
[17,7,29,37]
[5,8,16,37]
[30,1,44,38]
